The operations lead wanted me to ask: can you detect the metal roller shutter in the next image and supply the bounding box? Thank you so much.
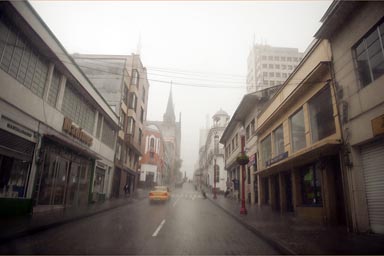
[361,140,384,234]
[0,128,35,160]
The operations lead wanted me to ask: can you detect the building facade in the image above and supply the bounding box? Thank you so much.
[139,124,165,188]
[316,1,384,234]
[256,39,347,226]
[73,54,150,198]
[246,44,303,93]
[220,86,280,204]
[146,88,182,186]
[200,110,229,193]
[0,1,119,215]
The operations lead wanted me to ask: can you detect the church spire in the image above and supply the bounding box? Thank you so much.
[163,82,175,123]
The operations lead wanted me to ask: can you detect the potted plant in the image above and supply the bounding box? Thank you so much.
[236,153,249,165]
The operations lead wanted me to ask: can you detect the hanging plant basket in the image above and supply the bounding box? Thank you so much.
[236,153,249,165]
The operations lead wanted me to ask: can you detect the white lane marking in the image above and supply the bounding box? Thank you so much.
[173,197,180,207]
[152,219,166,237]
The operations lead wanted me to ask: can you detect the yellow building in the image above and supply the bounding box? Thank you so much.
[256,39,347,226]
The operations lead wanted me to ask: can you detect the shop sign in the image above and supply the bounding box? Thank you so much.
[371,114,384,137]
[266,151,288,167]
[1,116,37,142]
[96,161,107,169]
[247,154,256,167]
[62,117,93,146]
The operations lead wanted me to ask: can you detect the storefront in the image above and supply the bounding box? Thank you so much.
[33,135,95,212]
[0,115,38,216]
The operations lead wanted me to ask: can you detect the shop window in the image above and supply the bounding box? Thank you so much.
[300,164,322,206]
[261,135,271,168]
[273,125,284,156]
[290,108,306,152]
[354,19,384,87]
[0,155,31,198]
[308,86,335,143]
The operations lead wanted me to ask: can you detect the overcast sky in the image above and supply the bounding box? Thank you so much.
[30,0,332,178]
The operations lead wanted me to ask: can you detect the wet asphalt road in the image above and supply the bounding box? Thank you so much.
[0,183,279,255]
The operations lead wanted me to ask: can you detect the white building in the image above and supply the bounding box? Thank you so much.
[201,110,230,192]
[246,44,303,93]
[0,1,119,215]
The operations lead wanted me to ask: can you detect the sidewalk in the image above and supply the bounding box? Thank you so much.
[0,189,147,244]
[208,193,384,255]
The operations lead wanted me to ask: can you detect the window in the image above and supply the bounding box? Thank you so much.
[263,72,268,77]
[62,83,95,133]
[47,70,61,107]
[261,135,271,168]
[235,134,238,148]
[269,64,273,69]
[276,72,281,78]
[128,93,137,111]
[290,108,306,152]
[282,73,287,78]
[215,165,220,183]
[250,119,255,133]
[262,55,267,60]
[308,86,336,142]
[0,18,48,98]
[269,72,274,77]
[127,117,135,136]
[140,107,144,123]
[300,164,322,205]
[116,142,122,161]
[287,57,292,62]
[123,84,128,105]
[282,64,287,70]
[262,64,267,68]
[138,128,142,145]
[275,64,280,69]
[281,56,286,61]
[131,69,139,86]
[231,138,235,151]
[268,56,273,60]
[274,56,279,61]
[354,20,384,87]
[96,112,103,138]
[288,65,293,70]
[269,81,275,86]
[150,138,155,149]
[273,125,284,156]
[142,87,146,102]
[263,81,269,86]
[293,57,298,62]
[101,121,115,149]
[246,125,250,140]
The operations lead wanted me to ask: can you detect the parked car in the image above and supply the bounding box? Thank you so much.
[149,186,171,203]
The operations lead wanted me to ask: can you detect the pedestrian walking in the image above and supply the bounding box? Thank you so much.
[124,183,130,196]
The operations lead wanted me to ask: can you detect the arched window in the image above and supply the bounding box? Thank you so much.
[150,138,155,149]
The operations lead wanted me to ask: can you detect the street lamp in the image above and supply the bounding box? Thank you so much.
[213,133,219,199]
[238,126,248,215]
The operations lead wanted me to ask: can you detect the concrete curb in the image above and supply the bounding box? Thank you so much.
[0,195,147,244]
[207,196,297,255]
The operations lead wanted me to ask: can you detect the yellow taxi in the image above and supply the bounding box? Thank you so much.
[149,186,171,203]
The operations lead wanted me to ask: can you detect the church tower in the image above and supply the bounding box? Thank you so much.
[163,85,176,124]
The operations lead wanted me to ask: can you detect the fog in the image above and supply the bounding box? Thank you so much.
[30,1,332,178]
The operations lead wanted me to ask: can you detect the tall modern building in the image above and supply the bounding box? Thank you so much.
[246,44,304,93]
[73,54,149,197]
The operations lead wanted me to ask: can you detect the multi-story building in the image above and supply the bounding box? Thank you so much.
[0,1,119,215]
[220,86,280,204]
[73,54,149,197]
[200,110,229,193]
[147,88,182,185]
[246,44,303,93]
[315,1,384,234]
[255,39,347,227]
[139,124,165,188]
